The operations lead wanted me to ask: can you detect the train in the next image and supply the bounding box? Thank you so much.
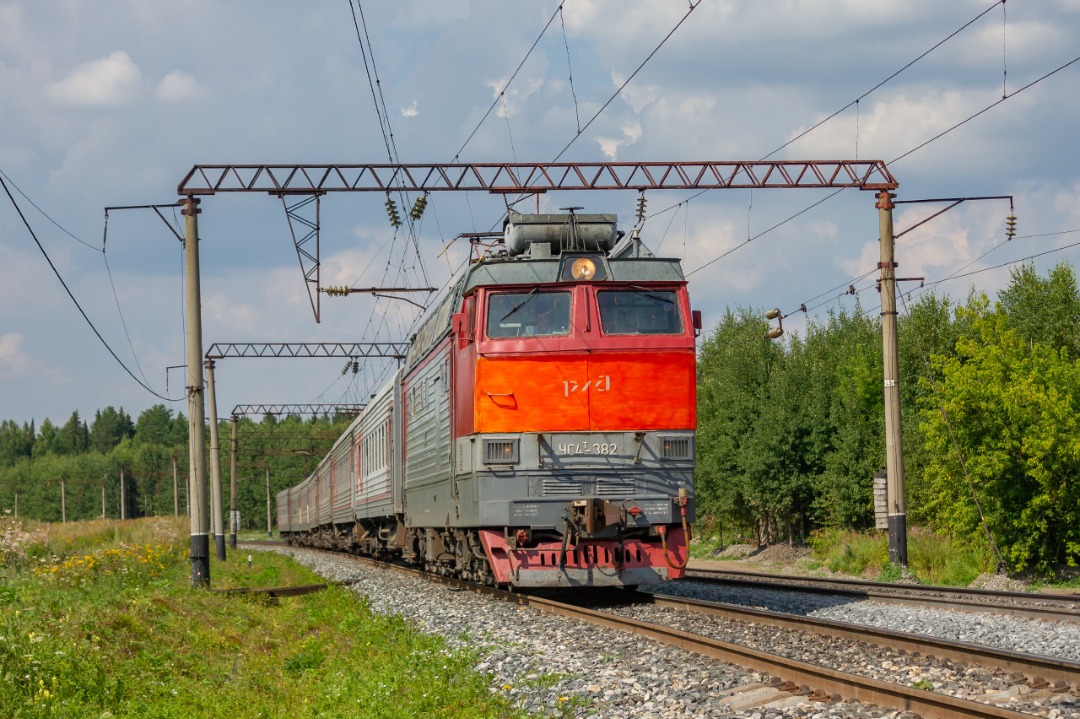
[277,211,698,588]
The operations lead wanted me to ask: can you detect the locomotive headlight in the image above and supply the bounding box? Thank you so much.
[570,257,597,280]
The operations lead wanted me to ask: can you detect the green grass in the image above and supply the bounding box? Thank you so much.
[809,527,995,585]
[0,516,532,718]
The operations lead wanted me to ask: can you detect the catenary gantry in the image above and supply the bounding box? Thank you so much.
[177,158,907,586]
[178,160,898,195]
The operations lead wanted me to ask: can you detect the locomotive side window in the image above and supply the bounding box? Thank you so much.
[597,289,682,335]
[486,291,571,338]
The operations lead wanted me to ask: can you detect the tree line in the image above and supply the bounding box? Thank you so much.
[0,406,350,531]
[697,261,1080,575]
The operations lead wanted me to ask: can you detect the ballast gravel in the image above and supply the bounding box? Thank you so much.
[652,580,1080,662]
[259,546,1078,718]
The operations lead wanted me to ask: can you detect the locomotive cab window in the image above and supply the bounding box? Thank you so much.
[486,291,571,338]
[598,289,682,335]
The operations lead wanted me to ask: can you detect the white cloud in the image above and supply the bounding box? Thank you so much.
[155,70,206,103]
[45,51,142,107]
[401,100,419,117]
[594,120,642,160]
[0,333,29,377]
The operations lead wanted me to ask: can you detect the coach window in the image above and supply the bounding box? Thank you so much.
[597,289,682,335]
[486,291,571,338]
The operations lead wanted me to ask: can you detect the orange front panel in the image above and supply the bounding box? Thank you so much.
[588,352,696,430]
[474,351,695,433]
[476,356,590,433]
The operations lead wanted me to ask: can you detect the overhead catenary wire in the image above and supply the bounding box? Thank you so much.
[102,250,151,389]
[785,267,879,319]
[397,0,706,352]
[101,204,188,391]
[329,2,579,405]
[686,50,1080,278]
[341,0,432,400]
[0,170,181,403]
[652,0,1015,268]
[558,4,582,134]
[551,1,701,162]
[686,189,845,276]
[889,52,1080,166]
[857,232,1080,320]
[450,3,565,164]
[493,1,705,227]
[651,1,1011,227]
[0,167,99,252]
[916,237,1080,293]
[763,0,1006,163]
[346,3,430,272]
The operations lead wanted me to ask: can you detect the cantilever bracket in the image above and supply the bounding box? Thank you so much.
[277,191,325,323]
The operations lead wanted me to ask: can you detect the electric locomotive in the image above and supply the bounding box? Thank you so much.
[278,211,698,588]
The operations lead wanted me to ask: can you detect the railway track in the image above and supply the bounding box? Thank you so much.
[684,566,1080,623]
[243,542,1079,719]
[622,591,1080,687]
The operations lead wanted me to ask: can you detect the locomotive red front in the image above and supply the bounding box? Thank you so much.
[279,211,698,588]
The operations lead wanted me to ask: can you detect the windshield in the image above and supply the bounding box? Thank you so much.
[597,289,682,335]
[486,291,571,338]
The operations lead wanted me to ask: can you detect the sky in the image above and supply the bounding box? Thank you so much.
[2,0,1079,429]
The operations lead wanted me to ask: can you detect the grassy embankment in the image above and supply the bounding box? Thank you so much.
[693,526,1080,588]
[0,514,535,719]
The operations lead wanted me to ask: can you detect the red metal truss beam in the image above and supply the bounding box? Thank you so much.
[178,161,898,195]
[230,404,365,418]
[279,194,323,322]
[205,342,409,360]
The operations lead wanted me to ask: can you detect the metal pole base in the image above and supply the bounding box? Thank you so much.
[215,534,226,561]
[190,534,210,587]
[887,514,908,567]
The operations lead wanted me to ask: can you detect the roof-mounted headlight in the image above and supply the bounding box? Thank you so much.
[571,258,597,280]
[561,255,606,281]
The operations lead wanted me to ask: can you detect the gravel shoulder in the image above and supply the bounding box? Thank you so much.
[260,545,1080,719]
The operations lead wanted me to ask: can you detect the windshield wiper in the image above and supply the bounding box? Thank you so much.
[500,287,540,320]
[629,284,674,304]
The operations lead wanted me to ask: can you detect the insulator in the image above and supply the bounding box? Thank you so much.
[410,195,428,221]
[385,197,402,228]
[341,360,351,376]
[635,192,647,223]
[1005,213,1017,240]
[765,327,784,340]
[765,308,781,320]
[325,285,350,297]
[352,360,359,375]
